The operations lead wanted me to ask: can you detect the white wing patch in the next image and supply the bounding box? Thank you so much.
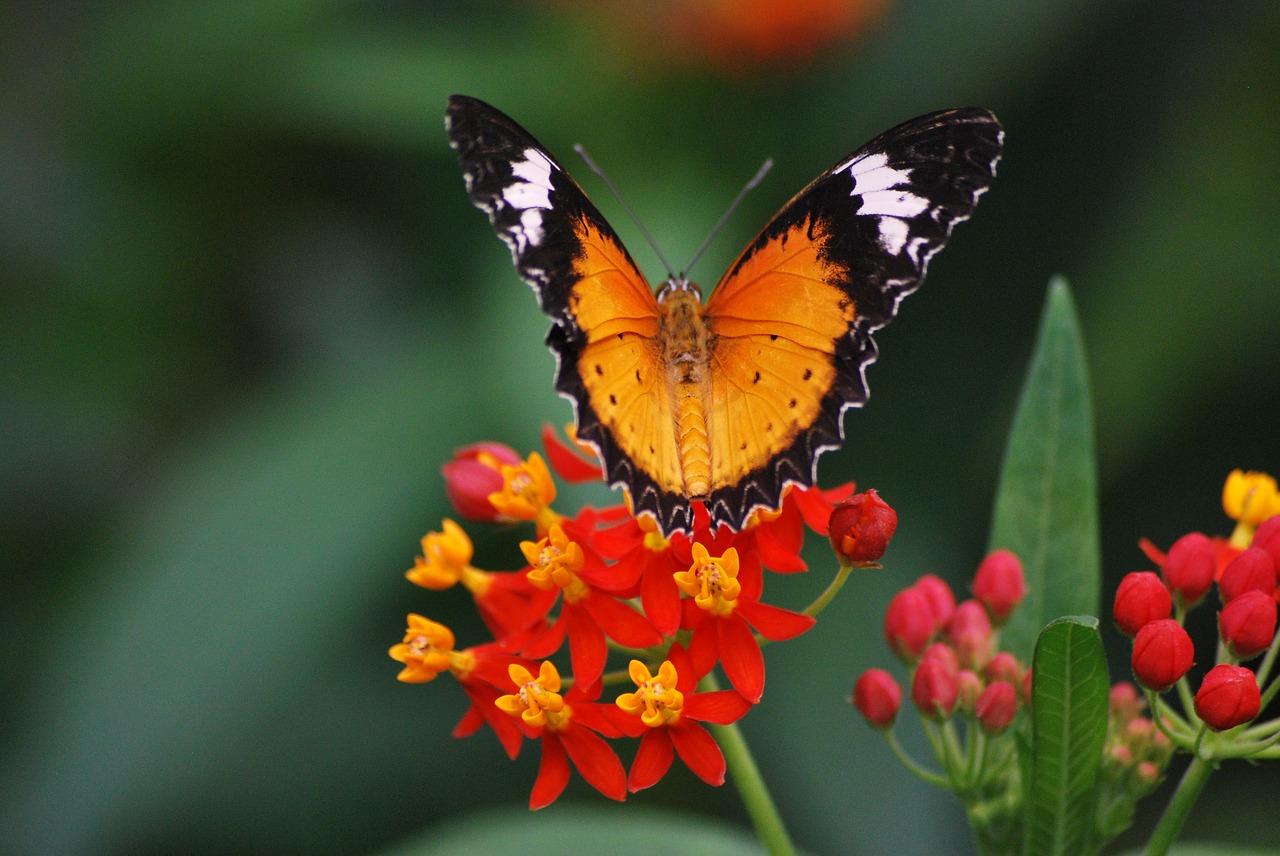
[841,150,928,257]
[499,147,558,252]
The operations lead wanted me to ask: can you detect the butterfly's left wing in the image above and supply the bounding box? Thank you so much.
[702,108,1004,530]
[446,96,690,528]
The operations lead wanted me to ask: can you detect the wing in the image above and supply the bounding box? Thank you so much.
[445,96,687,529]
[702,107,1004,530]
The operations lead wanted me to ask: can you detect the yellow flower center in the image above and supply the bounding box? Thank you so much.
[405,519,475,591]
[521,524,590,602]
[495,661,569,730]
[1223,469,1280,547]
[616,659,684,728]
[388,614,458,683]
[488,452,558,523]
[674,544,741,616]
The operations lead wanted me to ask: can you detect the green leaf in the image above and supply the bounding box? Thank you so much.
[1023,616,1110,856]
[988,278,1100,661]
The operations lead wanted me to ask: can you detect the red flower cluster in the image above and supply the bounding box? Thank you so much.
[855,553,1030,736]
[391,427,875,808]
[1117,473,1280,733]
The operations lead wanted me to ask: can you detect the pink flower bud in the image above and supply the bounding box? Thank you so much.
[829,490,898,565]
[884,587,935,662]
[972,549,1026,624]
[912,574,956,631]
[441,442,521,522]
[1252,514,1280,569]
[1161,532,1216,608]
[1218,547,1276,604]
[853,668,902,729]
[1108,681,1144,724]
[1131,619,1194,692]
[1112,571,1173,637]
[948,599,994,670]
[1219,589,1277,660]
[911,657,959,719]
[975,680,1018,734]
[985,652,1023,687]
[956,669,983,711]
[1194,664,1261,731]
[920,641,960,674]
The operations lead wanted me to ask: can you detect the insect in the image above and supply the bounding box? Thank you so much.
[446,95,1003,535]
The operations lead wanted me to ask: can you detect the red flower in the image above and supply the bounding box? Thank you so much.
[614,645,752,790]
[1112,571,1172,637]
[441,442,521,522]
[853,668,902,729]
[1194,664,1261,731]
[676,543,815,703]
[829,489,897,565]
[912,574,957,631]
[388,616,532,760]
[495,661,627,809]
[972,549,1026,624]
[1108,681,1145,725]
[911,654,960,719]
[884,587,936,663]
[518,525,663,691]
[975,680,1018,734]
[985,652,1024,687]
[1218,546,1276,604]
[1160,532,1217,608]
[1252,514,1280,568]
[947,599,994,670]
[1131,619,1194,692]
[1219,589,1277,660]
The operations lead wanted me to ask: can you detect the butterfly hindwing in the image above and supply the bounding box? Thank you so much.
[701,108,1004,529]
[445,95,691,530]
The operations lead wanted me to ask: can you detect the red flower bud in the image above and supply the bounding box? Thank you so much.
[985,652,1023,687]
[1161,532,1216,608]
[912,574,956,631]
[1218,547,1277,604]
[1135,761,1161,786]
[920,641,960,674]
[911,656,959,719]
[884,587,935,662]
[972,549,1026,624]
[1194,664,1261,731]
[1108,681,1144,724]
[1252,514,1280,569]
[975,680,1018,734]
[956,669,983,711]
[1219,589,1277,660]
[1131,619,1194,692]
[853,668,902,729]
[948,599,994,670]
[441,442,521,522]
[829,489,897,565]
[1112,571,1173,637]
[1021,667,1034,704]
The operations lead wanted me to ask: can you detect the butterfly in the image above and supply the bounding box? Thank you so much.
[446,95,1003,535]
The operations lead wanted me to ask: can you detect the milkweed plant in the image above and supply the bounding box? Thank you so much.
[386,279,1279,855]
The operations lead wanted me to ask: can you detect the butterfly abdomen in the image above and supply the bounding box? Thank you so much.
[658,280,713,500]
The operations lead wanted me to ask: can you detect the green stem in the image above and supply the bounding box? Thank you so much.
[1143,754,1216,856]
[803,563,855,619]
[702,674,796,856]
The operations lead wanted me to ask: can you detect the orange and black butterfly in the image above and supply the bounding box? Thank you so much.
[446,95,1003,535]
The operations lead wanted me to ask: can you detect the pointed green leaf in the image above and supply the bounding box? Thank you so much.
[989,278,1100,661]
[1024,616,1110,856]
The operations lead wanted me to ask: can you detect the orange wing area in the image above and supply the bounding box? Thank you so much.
[704,214,855,491]
[567,216,684,495]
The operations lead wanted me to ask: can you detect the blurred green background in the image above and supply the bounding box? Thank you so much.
[3,1,1279,854]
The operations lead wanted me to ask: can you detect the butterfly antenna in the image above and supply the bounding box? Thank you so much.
[574,144,677,280]
[683,157,773,278]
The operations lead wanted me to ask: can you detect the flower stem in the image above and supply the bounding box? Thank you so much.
[1143,753,1216,856]
[702,673,796,856]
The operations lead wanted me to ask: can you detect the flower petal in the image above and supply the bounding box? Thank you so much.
[737,597,816,641]
[581,590,664,648]
[670,720,727,785]
[530,734,571,810]
[718,615,765,703]
[628,729,675,792]
[684,689,753,724]
[560,723,627,802]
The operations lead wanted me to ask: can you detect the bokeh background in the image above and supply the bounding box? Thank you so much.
[4,1,1279,854]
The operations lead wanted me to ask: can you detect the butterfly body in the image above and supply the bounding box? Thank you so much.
[447,95,1003,534]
